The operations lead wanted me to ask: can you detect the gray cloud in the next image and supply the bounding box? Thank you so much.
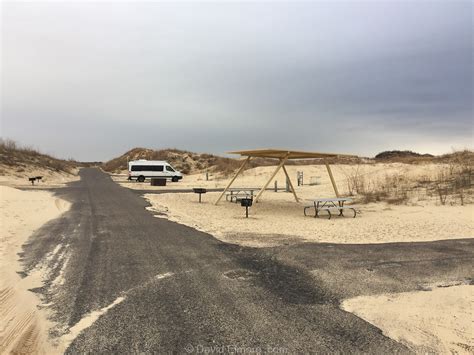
[1,1,472,161]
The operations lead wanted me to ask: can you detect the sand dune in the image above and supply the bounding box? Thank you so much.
[0,186,70,354]
[0,167,79,189]
[116,162,455,195]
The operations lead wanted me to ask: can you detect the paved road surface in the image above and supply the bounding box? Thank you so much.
[20,168,473,353]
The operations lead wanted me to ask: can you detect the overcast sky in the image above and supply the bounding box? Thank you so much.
[1,1,472,161]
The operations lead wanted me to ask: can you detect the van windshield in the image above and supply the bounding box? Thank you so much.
[166,166,175,172]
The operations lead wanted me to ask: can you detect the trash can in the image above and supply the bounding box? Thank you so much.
[151,178,166,186]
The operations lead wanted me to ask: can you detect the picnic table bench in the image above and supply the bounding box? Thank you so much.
[226,188,260,203]
[304,197,358,219]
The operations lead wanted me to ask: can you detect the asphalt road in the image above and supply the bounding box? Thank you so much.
[20,168,473,353]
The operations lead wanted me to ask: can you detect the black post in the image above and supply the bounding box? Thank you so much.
[241,198,252,218]
[193,188,207,203]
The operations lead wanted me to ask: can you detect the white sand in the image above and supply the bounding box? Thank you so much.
[145,191,473,247]
[342,285,474,354]
[140,163,473,247]
[0,165,79,188]
[0,186,70,354]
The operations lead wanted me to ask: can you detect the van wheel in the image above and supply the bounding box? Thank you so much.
[172,176,179,182]
[137,176,145,182]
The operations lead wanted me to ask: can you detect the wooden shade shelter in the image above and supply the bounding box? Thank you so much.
[215,149,356,205]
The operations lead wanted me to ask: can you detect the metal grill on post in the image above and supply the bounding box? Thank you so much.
[193,188,207,203]
[240,198,253,218]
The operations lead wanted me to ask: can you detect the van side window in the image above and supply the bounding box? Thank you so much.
[131,165,163,171]
[166,166,175,172]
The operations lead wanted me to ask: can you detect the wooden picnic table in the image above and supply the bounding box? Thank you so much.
[226,188,260,202]
[304,197,357,219]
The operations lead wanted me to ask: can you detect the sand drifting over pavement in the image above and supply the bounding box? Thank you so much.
[342,284,474,354]
[0,186,70,354]
[145,191,473,247]
[60,296,126,349]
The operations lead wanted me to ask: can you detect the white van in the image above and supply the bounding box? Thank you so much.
[128,160,183,182]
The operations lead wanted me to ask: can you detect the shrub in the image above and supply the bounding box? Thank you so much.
[0,138,76,174]
[342,165,411,205]
[0,138,18,151]
[430,151,473,205]
[342,150,473,205]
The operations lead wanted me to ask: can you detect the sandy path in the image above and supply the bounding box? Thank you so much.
[342,284,474,354]
[0,186,70,354]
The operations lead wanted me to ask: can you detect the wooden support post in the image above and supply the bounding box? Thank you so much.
[282,165,299,202]
[255,154,289,203]
[215,156,251,205]
[325,162,340,198]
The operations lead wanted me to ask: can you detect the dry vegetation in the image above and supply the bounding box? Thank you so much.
[105,148,474,204]
[342,150,474,205]
[0,138,78,175]
[374,150,434,162]
[102,147,363,176]
[102,147,244,176]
